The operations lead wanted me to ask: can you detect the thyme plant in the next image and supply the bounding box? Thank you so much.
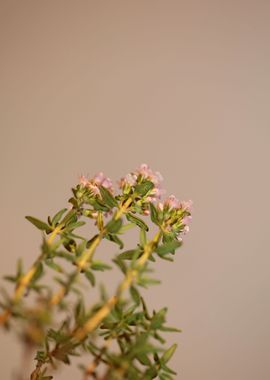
[0,164,192,380]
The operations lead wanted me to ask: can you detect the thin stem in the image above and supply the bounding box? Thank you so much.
[48,197,133,307]
[72,230,162,341]
[29,229,162,379]
[0,226,61,326]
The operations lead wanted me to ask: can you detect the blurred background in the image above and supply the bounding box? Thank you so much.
[0,1,270,379]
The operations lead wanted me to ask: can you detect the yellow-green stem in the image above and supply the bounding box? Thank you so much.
[0,223,64,325]
[72,230,162,342]
[49,198,133,307]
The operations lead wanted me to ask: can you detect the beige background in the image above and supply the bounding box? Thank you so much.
[1,1,270,379]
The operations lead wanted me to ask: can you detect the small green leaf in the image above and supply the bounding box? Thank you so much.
[155,240,182,255]
[139,277,161,287]
[91,261,112,271]
[113,257,127,274]
[118,223,136,234]
[25,216,51,232]
[61,209,77,225]
[160,326,182,333]
[16,258,23,278]
[105,218,123,234]
[130,286,141,305]
[135,180,154,196]
[141,297,151,320]
[118,249,141,260]
[64,221,86,232]
[45,259,63,273]
[151,308,167,329]
[52,208,67,226]
[105,233,124,249]
[100,186,118,208]
[140,229,147,246]
[126,213,149,231]
[136,353,152,366]
[63,238,77,253]
[161,344,177,364]
[31,262,44,284]
[150,203,159,224]
[3,275,17,283]
[85,271,95,286]
[89,198,109,212]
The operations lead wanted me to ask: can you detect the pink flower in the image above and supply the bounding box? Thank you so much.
[118,173,137,189]
[88,183,100,196]
[182,225,190,234]
[180,200,193,212]
[79,175,89,187]
[182,215,192,225]
[164,195,181,210]
[79,172,113,197]
[93,172,113,191]
[143,209,150,216]
[118,164,164,202]
[135,164,163,187]
[157,202,164,211]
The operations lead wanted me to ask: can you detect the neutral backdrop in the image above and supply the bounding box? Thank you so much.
[0,1,270,379]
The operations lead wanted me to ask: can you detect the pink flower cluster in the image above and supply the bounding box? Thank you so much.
[78,165,192,238]
[119,164,164,202]
[157,195,193,213]
[79,172,113,197]
[157,195,193,239]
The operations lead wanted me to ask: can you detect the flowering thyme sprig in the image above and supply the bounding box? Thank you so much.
[156,195,193,241]
[118,164,164,215]
[0,164,192,380]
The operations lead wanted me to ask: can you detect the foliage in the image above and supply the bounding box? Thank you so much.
[0,164,192,380]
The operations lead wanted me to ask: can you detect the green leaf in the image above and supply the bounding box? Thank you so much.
[52,208,67,226]
[100,186,118,208]
[25,216,51,232]
[160,326,182,333]
[105,233,124,249]
[113,257,127,274]
[105,218,123,234]
[61,209,78,225]
[31,262,44,284]
[155,240,182,255]
[3,275,17,283]
[85,271,95,287]
[35,350,47,363]
[135,180,154,196]
[16,258,23,278]
[160,362,177,375]
[45,259,63,273]
[141,297,151,320]
[91,261,112,271]
[136,353,152,366]
[89,198,109,211]
[140,229,147,246]
[118,249,141,260]
[118,223,136,234]
[139,277,161,287]
[150,203,159,224]
[126,213,149,231]
[63,238,77,253]
[151,308,167,329]
[161,344,177,364]
[64,221,86,232]
[130,286,141,305]
[159,373,174,380]
[76,240,87,257]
